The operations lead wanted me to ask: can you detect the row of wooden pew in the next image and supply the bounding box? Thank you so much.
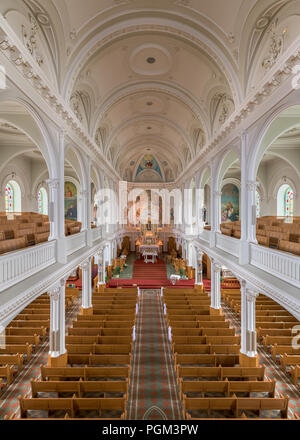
[0,290,79,391]
[164,287,290,419]
[222,289,300,388]
[16,287,138,419]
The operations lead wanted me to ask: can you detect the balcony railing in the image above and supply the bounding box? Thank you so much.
[65,231,87,256]
[250,243,300,288]
[216,233,240,258]
[198,229,211,243]
[0,240,56,292]
[92,226,102,242]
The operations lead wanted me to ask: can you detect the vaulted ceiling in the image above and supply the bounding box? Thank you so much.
[2,0,300,183]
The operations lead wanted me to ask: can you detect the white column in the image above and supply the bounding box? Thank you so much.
[213,191,222,234]
[210,259,222,310]
[97,249,105,286]
[57,129,65,239]
[48,278,67,358]
[209,159,217,247]
[86,158,91,230]
[239,132,250,264]
[46,178,59,240]
[195,250,204,285]
[80,190,88,231]
[80,257,92,310]
[246,181,259,244]
[240,285,259,358]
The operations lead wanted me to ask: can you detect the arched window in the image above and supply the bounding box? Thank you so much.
[277,184,294,217]
[255,191,261,218]
[5,180,21,213]
[37,187,48,215]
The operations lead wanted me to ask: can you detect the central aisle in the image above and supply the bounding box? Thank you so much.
[127,289,182,420]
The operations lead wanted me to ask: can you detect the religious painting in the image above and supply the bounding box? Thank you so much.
[135,155,162,179]
[64,181,77,220]
[221,184,239,223]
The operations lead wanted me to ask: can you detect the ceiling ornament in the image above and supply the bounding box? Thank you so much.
[70,91,83,122]
[246,0,287,79]
[129,44,173,76]
[23,0,59,76]
[95,126,107,149]
[262,19,287,70]
[21,14,43,66]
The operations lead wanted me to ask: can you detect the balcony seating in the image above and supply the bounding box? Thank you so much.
[220,216,300,256]
[0,212,82,255]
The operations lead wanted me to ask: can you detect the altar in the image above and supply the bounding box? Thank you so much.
[140,245,159,264]
[136,223,162,263]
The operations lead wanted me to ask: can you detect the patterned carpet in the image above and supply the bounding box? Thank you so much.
[127,289,182,420]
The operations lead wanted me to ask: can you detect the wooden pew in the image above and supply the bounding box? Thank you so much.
[179,379,276,399]
[0,354,24,372]
[18,396,126,419]
[176,366,265,382]
[5,327,47,339]
[171,328,235,337]
[257,328,294,339]
[270,344,300,360]
[4,335,40,348]
[175,354,239,367]
[262,336,294,349]
[31,378,129,398]
[290,365,300,386]
[8,320,50,329]
[67,327,133,337]
[65,336,132,345]
[40,366,130,381]
[66,344,132,355]
[67,354,132,366]
[280,354,300,372]
[0,364,16,384]
[72,321,133,329]
[0,343,33,360]
[183,396,289,419]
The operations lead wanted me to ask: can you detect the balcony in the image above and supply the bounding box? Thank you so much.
[215,233,240,258]
[65,231,87,256]
[250,243,300,288]
[0,240,56,292]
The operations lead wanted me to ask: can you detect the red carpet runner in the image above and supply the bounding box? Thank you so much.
[108,257,195,288]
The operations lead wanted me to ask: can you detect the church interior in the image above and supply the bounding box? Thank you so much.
[0,0,300,423]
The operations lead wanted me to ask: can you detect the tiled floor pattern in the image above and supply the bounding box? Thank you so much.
[0,293,82,420]
[127,289,182,420]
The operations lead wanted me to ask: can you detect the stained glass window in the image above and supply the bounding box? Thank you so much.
[37,187,48,215]
[5,183,13,212]
[285,186,294,217]
[255,191,261,218]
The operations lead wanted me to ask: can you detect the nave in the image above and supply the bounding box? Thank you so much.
[0,256,299,420]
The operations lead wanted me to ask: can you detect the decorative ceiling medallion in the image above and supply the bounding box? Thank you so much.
[256,17,270,30]
[129,44,173,76]
[134,95,165,114]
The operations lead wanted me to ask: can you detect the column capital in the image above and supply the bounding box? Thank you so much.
[197,250,204,259]
[48,286,60,301]
[46,178,59,189]
[80,190,88,197]
[212,261,222,272]
[246,290,259,302]
[80,258,91,271]
[246,181,259,191]
[213,191,222,197]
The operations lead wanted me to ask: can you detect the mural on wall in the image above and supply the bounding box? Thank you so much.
[64,181,77,220]
[221,184,239,223]
[135,155,162,179]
